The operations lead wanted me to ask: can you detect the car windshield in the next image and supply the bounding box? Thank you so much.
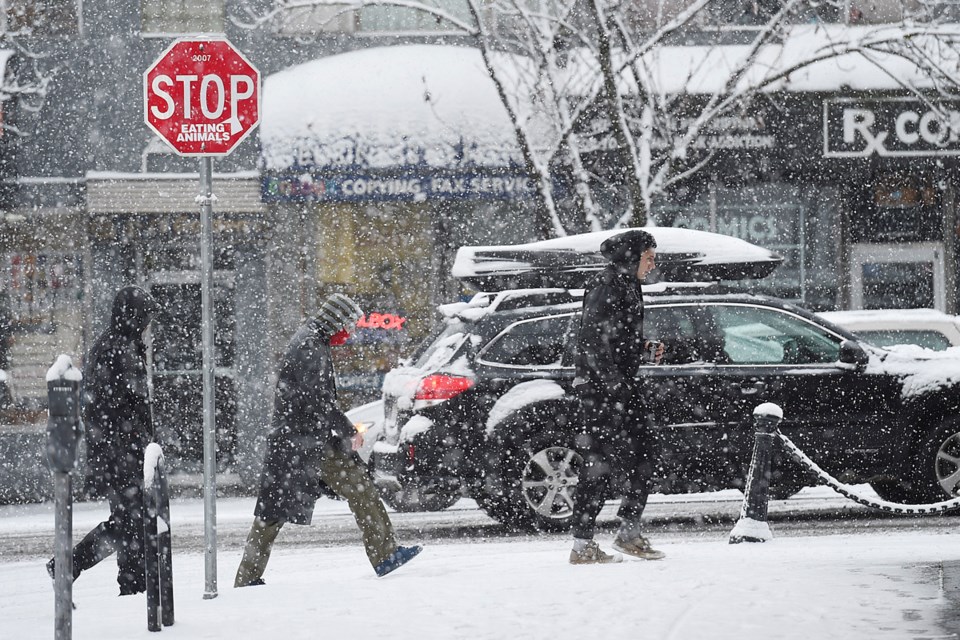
[855,329,953,351]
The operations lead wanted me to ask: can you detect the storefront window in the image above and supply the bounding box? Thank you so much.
[142,0,224,35]
[0,251,82,334]
[358,0,471,33]
[314,202,436,406]
[655,183,840,310]
[4,0,78,35]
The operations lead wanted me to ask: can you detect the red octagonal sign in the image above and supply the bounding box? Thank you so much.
[144,39,261,156]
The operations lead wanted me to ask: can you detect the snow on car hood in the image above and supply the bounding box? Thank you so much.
[452,227,782,289]
[866,344,960,399]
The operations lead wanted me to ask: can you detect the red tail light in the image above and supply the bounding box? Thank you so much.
[414,374,475,401]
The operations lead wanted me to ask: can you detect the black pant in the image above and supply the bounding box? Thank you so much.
[64,481,146,594]
[571,389,657,540]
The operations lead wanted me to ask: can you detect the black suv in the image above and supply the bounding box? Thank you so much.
[371,236,960,530]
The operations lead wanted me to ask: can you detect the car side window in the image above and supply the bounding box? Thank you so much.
[479,314,572,368]
[646,305,724,365]
[710,304,842,365]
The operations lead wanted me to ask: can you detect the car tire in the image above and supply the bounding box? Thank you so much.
[378,483,462,512]
[478,409,581,532]
[871,417,960,505]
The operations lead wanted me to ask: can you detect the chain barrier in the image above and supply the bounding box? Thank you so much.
[776,431,960,515]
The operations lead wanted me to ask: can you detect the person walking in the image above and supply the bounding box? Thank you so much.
[235,293,421,586]
[569,230,666,565]
[46,285,158,595]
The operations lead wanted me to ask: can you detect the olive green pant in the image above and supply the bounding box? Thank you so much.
[235,447,397,586]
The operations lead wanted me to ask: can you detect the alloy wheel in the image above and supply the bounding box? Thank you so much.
[519,446,582,520]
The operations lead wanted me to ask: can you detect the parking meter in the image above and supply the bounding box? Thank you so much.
[45,354,83,473]
[46,354,83,640]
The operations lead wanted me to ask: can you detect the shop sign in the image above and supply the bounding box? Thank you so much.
[669,210,788,245]
[261,171,539,203]
[348,310,411,345]
[823,97,960,157]
[579,113,775,154]
[357,313,407,331]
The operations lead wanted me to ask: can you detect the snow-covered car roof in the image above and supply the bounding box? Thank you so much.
[818,309,960,350]
[451,227,782,289]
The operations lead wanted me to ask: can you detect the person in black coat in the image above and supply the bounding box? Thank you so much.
[569,230,666,564]
[234,293,421,586]
[47,285,158,595]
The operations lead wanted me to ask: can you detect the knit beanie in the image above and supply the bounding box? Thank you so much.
[314,293,363,336]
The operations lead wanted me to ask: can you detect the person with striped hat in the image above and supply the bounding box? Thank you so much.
[235,293,422,586]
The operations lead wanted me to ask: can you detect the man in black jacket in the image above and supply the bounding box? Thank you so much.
[47,285,158,594]
[235,293,421,586]
[569,230,665,564]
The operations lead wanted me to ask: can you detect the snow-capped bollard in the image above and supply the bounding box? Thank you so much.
[144,443,174,632]
[729,402,783,544]
[46,354,83,640]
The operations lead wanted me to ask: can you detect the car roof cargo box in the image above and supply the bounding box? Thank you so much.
[451,227,782,290]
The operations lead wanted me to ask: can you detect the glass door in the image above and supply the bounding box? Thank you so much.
[849,242,945,311]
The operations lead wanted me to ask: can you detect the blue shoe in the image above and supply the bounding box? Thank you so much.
[374,545,422,577]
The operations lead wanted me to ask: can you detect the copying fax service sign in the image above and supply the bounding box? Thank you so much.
[824,97,960,157]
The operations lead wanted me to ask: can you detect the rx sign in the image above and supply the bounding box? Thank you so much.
[823,97,960,158]
[144,39,261,156]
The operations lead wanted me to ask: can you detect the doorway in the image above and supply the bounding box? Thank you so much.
[149,270,237,471]
[849,242,946,311]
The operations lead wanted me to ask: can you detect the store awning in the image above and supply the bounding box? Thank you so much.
[260,44,527,172]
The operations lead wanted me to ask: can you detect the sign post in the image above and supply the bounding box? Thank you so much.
[144,38,261,600]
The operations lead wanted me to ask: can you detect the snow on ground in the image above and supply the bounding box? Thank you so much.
[2,492,960,639]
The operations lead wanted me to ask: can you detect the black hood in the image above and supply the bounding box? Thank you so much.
[109,286,157,337]
[600,230,657,270]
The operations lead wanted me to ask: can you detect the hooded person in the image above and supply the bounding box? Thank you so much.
[235,293,422,587]
[568,229,667,565]
[46,285,158,595]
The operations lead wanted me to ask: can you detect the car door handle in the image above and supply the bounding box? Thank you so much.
[739,381,766,395]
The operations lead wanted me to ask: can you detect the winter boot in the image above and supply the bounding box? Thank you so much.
[374,545,422,577]
[569,540,623,565]
[612,534,665,560]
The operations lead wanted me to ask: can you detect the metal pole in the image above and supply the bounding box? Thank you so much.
[199,156,218,599]
[53,472,72,640]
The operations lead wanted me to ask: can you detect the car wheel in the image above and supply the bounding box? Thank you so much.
[378,483,461,513]
[872,417,960,504]
[479,412,581,532]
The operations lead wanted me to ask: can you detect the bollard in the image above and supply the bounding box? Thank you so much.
[45,355,83,640]
[729,402,783,544]
[144,443,175,632]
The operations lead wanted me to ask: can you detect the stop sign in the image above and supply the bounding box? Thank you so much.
[144,39,261,156]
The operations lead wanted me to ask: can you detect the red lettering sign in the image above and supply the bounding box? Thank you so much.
[357,313,407,330]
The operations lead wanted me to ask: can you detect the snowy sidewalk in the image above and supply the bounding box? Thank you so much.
[2,527,959,639]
